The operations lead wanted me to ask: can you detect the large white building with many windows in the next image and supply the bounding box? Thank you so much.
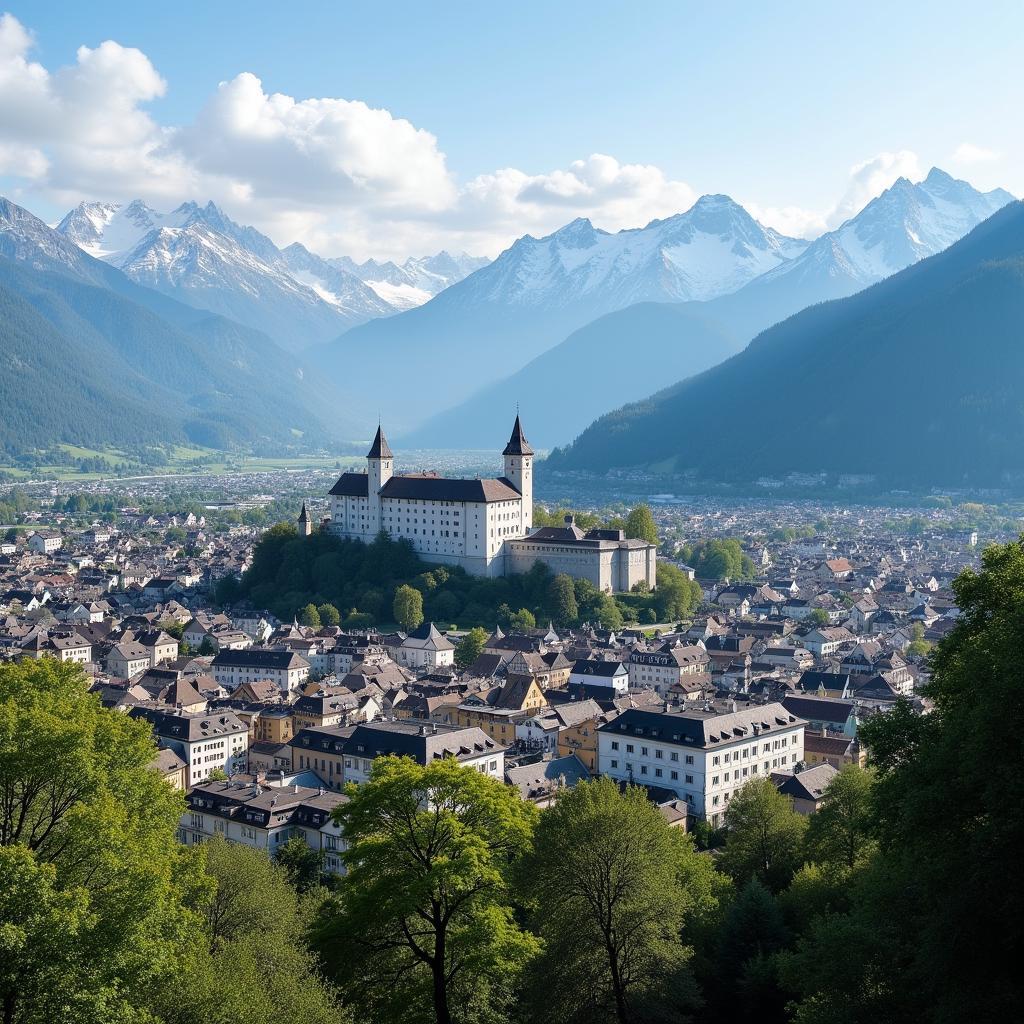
[326,416,656,591]
[597,701,805,827]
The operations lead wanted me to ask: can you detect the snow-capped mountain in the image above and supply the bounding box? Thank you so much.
[402,169,1017,449]
[56,199,393,351]
[56,199,488,346]
[459,195,806,311]
[328,250,490,310]
[749,168,1014,297]
[317,194,804,434]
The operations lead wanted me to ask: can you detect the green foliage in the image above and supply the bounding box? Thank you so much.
[392,583,424,631]
[547,573,579,625]
[522,779,702,1024]
[455,626,489,670]
[317,603,341,627]
[300,603,322,629]
[275,835,327,894]
[313,756,538,1024]
[808,607,830,626]
[508,607,536,632]
[719,779,808,892]
[625,504,659,544]
[804,766,876,869]
[679,538,755,580]
[0,658,206,1022]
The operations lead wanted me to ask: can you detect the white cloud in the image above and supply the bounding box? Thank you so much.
[952,142,999,164]
[828,150,923,227]
[743,202,828,240]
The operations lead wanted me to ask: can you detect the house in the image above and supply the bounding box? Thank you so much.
[27,531,62,554]
[802,626,856,659]
[130,706,249,787]
[820,557,854,581]
[151,747,188,789]
[627,643,709,696]
[553,698,609,772]
[289,720,504,791]
[211,648,310,694]
[505,754,591,807]
[180,777,348,874]
[598,700,806,827]
[134,628,179,667]
[773,763,839,814]
[569,658,629,694]
[780,694,857,736]
[107,641,153,679]
[394,622,456,671]
[803,730,866,769]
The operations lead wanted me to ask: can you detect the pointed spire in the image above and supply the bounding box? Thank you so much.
[297,502,311,523]
[502,414,534,456]
[367,425,393,460]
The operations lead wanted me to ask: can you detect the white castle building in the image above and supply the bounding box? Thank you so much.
[326,417,656,593]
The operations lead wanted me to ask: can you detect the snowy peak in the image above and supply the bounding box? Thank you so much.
[449,194,808,311]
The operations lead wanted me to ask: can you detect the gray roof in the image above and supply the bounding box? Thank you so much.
[599,700,803,748]
[367,426,394,460]
[329,472,522,503]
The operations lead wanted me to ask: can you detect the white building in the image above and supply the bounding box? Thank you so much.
[180,776,347,874]
[597,701,805,828]
[211,648,310,694]
[627,643,710,696]
[28,531,62,554]
[569,658,630,694]
[130,706,249,788]
[394,622,456,671]
[327,418,656,592]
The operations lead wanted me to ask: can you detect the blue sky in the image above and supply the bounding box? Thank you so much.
[1,1,1021,259]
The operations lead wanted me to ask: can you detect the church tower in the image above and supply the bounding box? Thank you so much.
[366,425,393,536]
[503,414,534,533]
[297,501,312,536]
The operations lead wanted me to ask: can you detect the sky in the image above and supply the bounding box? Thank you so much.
[1,0,1021,261]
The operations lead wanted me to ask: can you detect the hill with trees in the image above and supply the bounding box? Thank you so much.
[222,513,700,630]
[545,201,1024,491]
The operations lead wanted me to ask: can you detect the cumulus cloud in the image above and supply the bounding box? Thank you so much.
[828,150,923,227]
[952,142,999,164]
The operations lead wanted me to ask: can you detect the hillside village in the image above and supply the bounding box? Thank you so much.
[0,472,994,857]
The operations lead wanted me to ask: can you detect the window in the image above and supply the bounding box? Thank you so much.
[611,741,619,751]
[685,754,694,765]
[626,744,634,754]
[654,768,663,778]
[655,748,663,759]
[610,759,618,769]
[670,770,678,780]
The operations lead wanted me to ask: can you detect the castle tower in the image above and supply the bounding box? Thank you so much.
[503,414,534,533]
[366,425,393,536]
[297,501,312,537]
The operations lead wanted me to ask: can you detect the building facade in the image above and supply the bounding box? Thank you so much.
[326,417,656,592]
[597,701,805,827]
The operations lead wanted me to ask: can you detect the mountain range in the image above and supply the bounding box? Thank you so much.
[0,197,351,451]
[544,199,1024,489]
[56,200,484,352]
[406,168,1015,448]
[316,196,810,433]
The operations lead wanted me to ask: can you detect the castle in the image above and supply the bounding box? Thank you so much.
[324,416,656,593]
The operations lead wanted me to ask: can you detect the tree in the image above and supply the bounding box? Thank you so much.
[509,607,536,632]
[393,583,424,631]
[455,626,488,670]
[165,837,344,1024]
[198,635,216,656]
[625,505,658,545]
[313,756,538,1024]
[809,608,830,626]
[0,659,206,1023]
[522,778,701,1024]
[596,594,624,630]
[719,779,808,892]
[275,835,326,893]
[317,603,341,627]
[547,573,579,625]
[804,766,875,869]
[300,603,322,629]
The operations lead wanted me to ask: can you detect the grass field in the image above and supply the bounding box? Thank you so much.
[0,446,363,482]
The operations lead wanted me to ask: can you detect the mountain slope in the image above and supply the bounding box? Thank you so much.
[419,168,1014,450]
[405,303,741,449]
[316,196,805,433]
[545,201,1024,490]
[58,199,389,351]
[2,197,354,449]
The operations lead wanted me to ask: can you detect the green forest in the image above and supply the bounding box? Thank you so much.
[3,535,1023,1022]
[220,514,702,630]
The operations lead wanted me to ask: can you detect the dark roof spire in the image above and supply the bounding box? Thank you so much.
[502,414,534,456]
[297,502,311,522]
[367,425,393,460]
